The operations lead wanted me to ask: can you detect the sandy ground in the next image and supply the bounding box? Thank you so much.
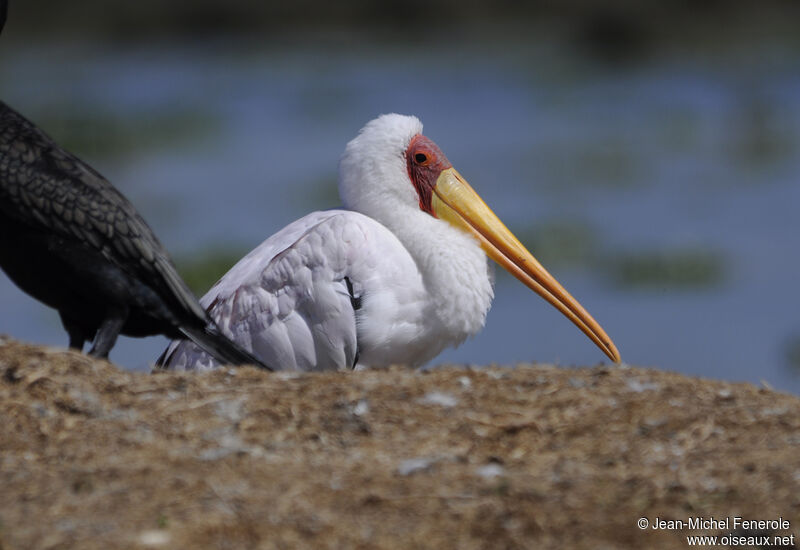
[1,336,799,549]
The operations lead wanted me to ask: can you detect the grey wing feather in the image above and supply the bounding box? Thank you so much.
[160,211,363,371]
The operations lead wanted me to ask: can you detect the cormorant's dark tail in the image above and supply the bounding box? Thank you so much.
[178,323,274,371]
[0,0,8,36]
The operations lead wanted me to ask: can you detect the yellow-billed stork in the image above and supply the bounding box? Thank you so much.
[158,114,620,371]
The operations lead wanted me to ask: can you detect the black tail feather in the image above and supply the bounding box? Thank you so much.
[178,322,273,371]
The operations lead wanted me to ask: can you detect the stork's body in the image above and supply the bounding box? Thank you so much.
[159,115,619,371]
[161,209,491,371]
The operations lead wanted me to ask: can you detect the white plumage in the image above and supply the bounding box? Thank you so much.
[159,114,619,371]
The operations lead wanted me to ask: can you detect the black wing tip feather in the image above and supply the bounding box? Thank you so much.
[154,345,171,369]
[0,1,7,37]
[179,323,274,371]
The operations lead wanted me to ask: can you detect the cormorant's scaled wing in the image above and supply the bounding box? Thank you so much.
[0,102,207,323]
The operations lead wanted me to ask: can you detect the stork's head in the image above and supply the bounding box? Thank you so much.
[339,114,620,363]
[339,114,425,216]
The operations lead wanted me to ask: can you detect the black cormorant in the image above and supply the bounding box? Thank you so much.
[0,101,271,369]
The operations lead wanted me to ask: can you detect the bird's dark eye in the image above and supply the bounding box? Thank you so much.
[415,153,428,164]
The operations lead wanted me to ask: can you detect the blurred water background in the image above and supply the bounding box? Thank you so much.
[1,1,799,391]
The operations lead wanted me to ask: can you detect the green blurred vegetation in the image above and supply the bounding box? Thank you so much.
[605,248,726,290]
[294,176,340,212]
[530,141,643,193]
[31,106,220,160]
[514,219,599,270]
[175,248,249,295]
[728,100,797,171]
[786,336,800,372]
[508,220,727,291]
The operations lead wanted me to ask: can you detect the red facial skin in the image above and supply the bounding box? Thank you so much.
[405,134,452,216]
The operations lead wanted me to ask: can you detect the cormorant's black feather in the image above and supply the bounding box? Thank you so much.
[0,101,272,370]
[0,0,7,37]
